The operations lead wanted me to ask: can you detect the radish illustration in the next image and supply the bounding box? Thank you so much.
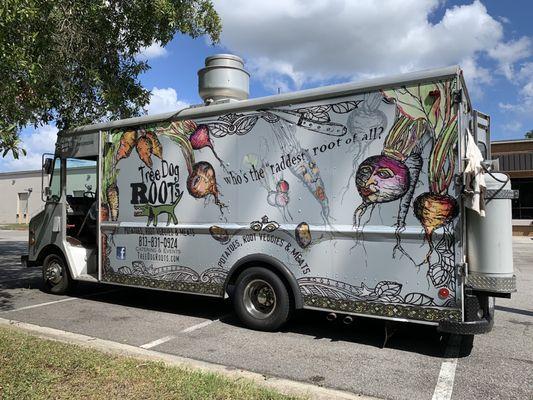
[190,124,228,172]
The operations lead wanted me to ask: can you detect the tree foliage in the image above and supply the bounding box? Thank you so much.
[525,130,533,139]
[0,0,221,158]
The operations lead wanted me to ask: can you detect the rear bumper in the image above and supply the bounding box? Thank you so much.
[438,291,495,335]
[438,312,493,335]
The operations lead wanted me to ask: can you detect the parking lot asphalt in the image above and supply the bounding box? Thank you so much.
[1,229,532,400]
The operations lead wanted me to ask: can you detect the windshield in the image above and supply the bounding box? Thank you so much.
[66,159,97,197]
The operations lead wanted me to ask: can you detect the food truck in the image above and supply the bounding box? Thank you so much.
[22,54,516,335]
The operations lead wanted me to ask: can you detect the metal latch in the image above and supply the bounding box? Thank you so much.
[456,262,467,277]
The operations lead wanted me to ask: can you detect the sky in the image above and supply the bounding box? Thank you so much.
[1,0,532,172]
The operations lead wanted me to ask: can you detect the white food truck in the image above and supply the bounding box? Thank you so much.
[23,54,516,335]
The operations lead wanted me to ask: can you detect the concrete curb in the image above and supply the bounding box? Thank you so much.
[0,317,380,400]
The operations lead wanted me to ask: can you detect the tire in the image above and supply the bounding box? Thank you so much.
[42,253,73,294]
[233,267,292,331]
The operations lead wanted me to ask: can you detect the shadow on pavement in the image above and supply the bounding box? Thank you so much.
[495,305,533,318]
[1,236,474,358]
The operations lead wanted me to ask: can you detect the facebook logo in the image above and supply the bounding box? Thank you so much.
[116,247,126,260]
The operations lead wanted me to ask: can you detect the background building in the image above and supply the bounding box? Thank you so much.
[0,166,95,224]
[0,170,43,224]
[492,138,533,236]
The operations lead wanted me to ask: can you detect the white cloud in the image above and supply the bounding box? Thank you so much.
[497,61,533,115]
[488,37,532,79]
[136,41,168,60]
[144,87,189,115]
[502,120,523,133]
[0,125,58,172]
[214,0,530,97]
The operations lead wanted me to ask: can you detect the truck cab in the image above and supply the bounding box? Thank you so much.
[23,131,100,290]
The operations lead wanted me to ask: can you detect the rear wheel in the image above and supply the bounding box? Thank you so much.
[233,267,291,331]
[42,254,73,294]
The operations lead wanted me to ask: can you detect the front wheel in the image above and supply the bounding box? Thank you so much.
[233,267,291,331]
[42,254,73,294]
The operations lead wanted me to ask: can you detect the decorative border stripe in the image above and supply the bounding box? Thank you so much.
[303,295,462,323]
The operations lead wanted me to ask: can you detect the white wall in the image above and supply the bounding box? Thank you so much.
[0,171,44,224]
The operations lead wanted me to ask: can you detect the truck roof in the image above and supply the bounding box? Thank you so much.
[61,65,466,136]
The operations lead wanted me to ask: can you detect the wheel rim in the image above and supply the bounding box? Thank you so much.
[243,279,277,319]
[44,260,63,285]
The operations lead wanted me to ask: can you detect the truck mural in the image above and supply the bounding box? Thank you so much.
[24,57,516,336]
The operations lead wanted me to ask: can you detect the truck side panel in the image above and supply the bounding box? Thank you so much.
[100,76,463,324]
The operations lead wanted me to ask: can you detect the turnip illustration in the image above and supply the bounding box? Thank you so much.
[413,117,459,264]
[266,179,292,220]
[159,121,226,214]
[353,117,426,227]
[189,124,229,173]
[381,81,459,266]
[342,92,387,203]
[353,154,410,226]
[187,161,225,212]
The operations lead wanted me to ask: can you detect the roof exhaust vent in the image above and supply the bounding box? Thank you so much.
[198,54,250,105]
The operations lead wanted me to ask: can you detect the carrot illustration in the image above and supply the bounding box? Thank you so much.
[106,184,119,221]
[145,131,163,159]
[136,136,153,168]
[116,130,136,161]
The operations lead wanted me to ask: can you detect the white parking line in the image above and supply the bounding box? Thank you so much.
[1,288,120,313]
[140,335,175,349]
[139,314,230,349]
[2,297,77,312]
[180,314,230,333]
[432,334,462,400]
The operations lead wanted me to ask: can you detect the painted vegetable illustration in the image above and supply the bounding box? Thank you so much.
[414,193,458,264]
[295,222,312,248]
[158,120,225,214]
[116,130,136,162]
[187,161,225,211]
[270,120,331,223]
[381,80,459,266]
[353,154,410,226]
[100,203,109,222]
[347,92,387,140]
[146,131,163,159]
[209,225,230,244]
[267,179,290,209]
[189,124,228,172]
[414,193,458,238]
[136,135,153,168]
[244,147,293,222]
[115,129,163,168]
[106,183,119,221]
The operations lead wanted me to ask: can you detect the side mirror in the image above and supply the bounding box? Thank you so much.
[43,157,53,174]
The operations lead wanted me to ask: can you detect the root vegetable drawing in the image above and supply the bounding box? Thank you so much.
[189,124,228,173]
[187,161,225,212]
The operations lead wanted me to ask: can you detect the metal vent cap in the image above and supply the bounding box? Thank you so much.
[198,54,250,104]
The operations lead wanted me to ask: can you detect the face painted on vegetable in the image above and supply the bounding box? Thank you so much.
[356,155,409,203]
[187,161,217,199]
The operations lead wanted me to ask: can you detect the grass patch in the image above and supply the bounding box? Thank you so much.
[0,325,301,400]
[0,223,28,230]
